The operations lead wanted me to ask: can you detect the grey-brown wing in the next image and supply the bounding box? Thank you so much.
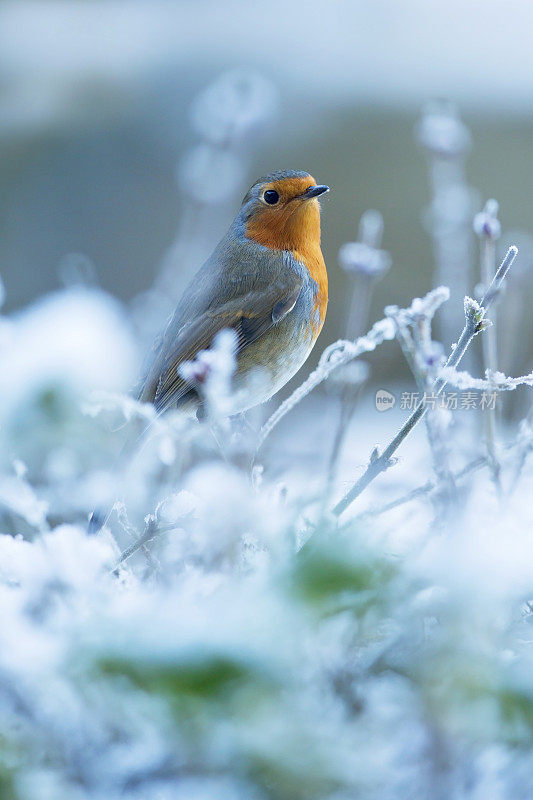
[142,278,303,414]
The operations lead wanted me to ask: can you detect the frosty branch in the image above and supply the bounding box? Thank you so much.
[474,199,502,486]
[333,245,518,517]
[257,291,456,452]
[353,454,488,521]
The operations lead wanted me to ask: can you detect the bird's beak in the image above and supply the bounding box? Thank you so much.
[302,184,330,199]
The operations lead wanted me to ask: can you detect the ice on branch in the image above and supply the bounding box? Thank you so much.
[84,392,157,425]
[258,317,396,449]
[260,285,456,450]
[385,285,450,327]
[439,366,533,392]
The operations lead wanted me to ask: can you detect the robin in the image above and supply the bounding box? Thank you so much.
[139,169,330,414]
[88,170,329,532]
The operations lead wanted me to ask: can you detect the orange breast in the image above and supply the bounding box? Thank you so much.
[292,243,328,338]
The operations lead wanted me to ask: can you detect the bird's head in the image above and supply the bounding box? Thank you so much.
[238,170,329,252]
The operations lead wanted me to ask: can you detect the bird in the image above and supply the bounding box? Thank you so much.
[88,169,329,533]
[139,169,330,415]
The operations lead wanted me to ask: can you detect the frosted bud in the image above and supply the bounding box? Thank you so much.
[473,199,501,240]
[415,100,471,157]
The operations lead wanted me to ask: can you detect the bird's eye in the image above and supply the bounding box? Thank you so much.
[263,189,280,205]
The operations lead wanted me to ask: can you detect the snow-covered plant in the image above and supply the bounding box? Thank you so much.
[1,87,533,800]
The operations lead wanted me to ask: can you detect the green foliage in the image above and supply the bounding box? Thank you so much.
[99,645,278,704]
[289,534,396,617]
[0,770,17,800]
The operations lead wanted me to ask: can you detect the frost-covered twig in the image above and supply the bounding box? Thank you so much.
[112,493,196,570]
[320,213,389,500]
[384,287,451,331]
[84,391,157,425]
[355,426,530,520]
[386,287,457,516]
[474,199,502,487]
[113,515,168,570]
[325,362,369,498]
[115,501,157,571]
[354,419,532,521]
[354,455,488,521]
[333,245,518,517]
[257,318,395,451]
[258,289,452,453]
[439,366,533,392]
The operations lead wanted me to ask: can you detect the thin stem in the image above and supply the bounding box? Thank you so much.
[478,211,501,487]
[344,210,388,340]
[113,517,177,570]
[396,314,458,517]
[256,318,394,452]
[389,315,455,513]
[355,432,525,521]
[329,211,386,500]
[325,377,366,499]
[346,275,373,341]
[115,501,156,569]
[333,246,517,517]
[355,455,488,521]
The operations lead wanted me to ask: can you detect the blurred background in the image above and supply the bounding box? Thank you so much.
[1,0,532,405]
